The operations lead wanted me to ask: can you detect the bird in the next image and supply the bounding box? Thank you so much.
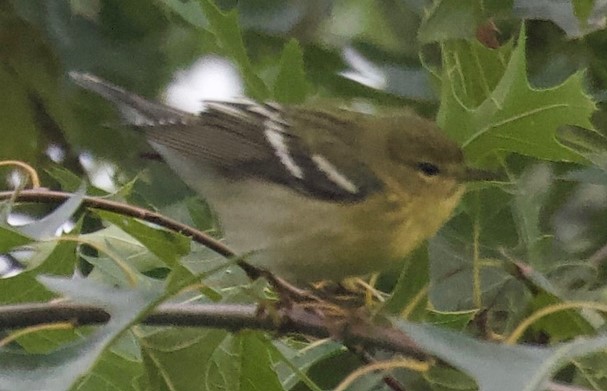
[69,71,493,283]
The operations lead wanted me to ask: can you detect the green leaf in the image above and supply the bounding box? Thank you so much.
[571,353,607,390]
[396,319,607,391]
[418,0,483,43]
[0,277,164,391]
[424,366,477,390]
[80,225,167,276]
[382,245,429,316]
[16,327,81,354]
[159,0,208,28]
[45,166,113,196]
[186,197,216,233]
[428,233,512,312]
[0,66,38,161]
[0,220,82,305]
[514,0,605,38]
[398,321,580,391]
[198,0,269,100]
[512,164,553,263]
[8,224,84,354]
[274,340,342,391]
[437,28,596,164]
[0,225,32,253]
[17,186,85,240]
[166,263,223,302]
[141,328,229,391]
[45,166,88,193]
[426,309,477,330]
[528,292,596,342]
[573,0,595,24]
[77,348,143,391]
[208,331,283,391]
[440,39,513,108]
[95,210,190,267]
[273,39,309,104]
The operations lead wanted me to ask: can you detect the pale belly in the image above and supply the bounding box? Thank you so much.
[152,144,462,283]
[200,178,460,282]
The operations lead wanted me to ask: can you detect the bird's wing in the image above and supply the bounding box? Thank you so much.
[70,72,382,202]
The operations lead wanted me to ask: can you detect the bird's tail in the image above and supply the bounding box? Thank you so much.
[69,72,190,127]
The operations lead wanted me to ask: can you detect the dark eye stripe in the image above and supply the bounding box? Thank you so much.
[416,162,440,176]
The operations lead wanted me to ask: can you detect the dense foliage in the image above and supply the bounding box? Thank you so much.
[3,1,607,390]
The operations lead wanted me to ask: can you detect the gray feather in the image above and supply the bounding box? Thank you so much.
[70,72,383,202]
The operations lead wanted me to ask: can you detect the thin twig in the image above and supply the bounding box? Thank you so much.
[0,189,273,280]
[588,241,607,268]
[0,189,335,301]
[0,188,429,390]
[358,349,408,391]
[0,189,233,257]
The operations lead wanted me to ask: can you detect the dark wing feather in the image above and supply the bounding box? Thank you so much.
[70,72,383,202]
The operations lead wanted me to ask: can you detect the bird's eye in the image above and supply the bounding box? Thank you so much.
[416,162,440,176]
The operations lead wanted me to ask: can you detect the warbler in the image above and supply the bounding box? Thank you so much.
[69,72,492,283]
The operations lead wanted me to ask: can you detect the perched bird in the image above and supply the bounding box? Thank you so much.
[70,72,492,283]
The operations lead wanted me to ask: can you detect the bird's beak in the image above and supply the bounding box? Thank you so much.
[462,167,502,182]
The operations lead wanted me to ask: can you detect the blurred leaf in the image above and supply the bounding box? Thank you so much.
[165,262,223,301]
[440,39,513,107]
[528,292,596,342]
[379,65,437,101]
[429,186,517,312]
[207,331,283,391]
[426,309,477,330]
[159,0,208,28]
[438,28,596,164]
[571,352,607,390]
[513,164,553,263]
[383,245,429,317]
[418,0,483,43]
[424,366,477,390]
[301,43,418,107]
[185,197,216,233]
[77,348,143,391]
[16,327,81,354]
[502,257,598,342]
[513,0,606,38]
[141,328,228,390]
[0,276,164,391]
[397,319,607,391]
[274,340,343,390]
[341,44,437,101]
[79,224,167,278]
[573,0,596,24]
[562,165,607,185]
[16,186,84,240]
[198,0,269,100]
[273,39,309,104]
[46,166,89,192]
[45,165,112,196]
[0,225,32,253]
[557,124,607,156]
[0,232,78,304]
[428,234,513,312]
[95,209,190,266]
[0,67,38,162]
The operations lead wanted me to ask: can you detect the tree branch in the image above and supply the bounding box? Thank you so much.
[0,187,425,391]
[0,189,234,258]
[0,301,427,360]
[0,189,265,280]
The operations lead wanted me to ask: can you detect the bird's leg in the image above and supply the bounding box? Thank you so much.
[237,260,323,306]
